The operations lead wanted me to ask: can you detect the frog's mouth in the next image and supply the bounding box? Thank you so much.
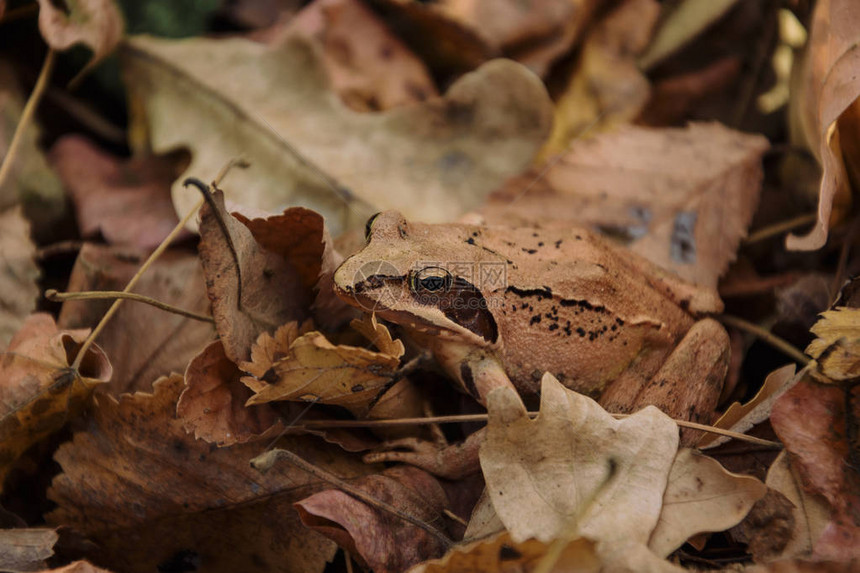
[336,273,499,345]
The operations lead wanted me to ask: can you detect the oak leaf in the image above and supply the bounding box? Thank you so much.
[47,374,372,573]
[480,373,679,545]
[241,316,404,416]
[121,34,552,233]
[0,314,111,489]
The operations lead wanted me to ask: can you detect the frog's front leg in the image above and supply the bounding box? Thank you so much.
[363,356,517,479]
[600,318,729,446]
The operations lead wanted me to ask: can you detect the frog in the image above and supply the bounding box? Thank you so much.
[332,211,730,475]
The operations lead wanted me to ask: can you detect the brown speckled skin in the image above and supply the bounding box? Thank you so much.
[334,212,728,432]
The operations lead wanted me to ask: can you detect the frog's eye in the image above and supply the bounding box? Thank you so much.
[364,212,382,241]
[410,267,453,293]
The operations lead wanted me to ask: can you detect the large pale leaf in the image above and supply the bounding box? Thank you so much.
[122,34,553,234]
[479,373,679,544]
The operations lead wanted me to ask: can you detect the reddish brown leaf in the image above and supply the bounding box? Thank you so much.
[178,340,283,446]
[234,206,353,329]
[50,136,187,250]
[48,374,372,573]
[279,0,438,111]
[295,465,451,572]
[770,377,860,560]
[198,190,312,364]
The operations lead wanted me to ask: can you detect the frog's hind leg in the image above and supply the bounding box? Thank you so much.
[603,318,729,446]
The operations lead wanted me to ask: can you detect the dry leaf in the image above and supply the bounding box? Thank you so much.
[0,208,39,350]
[480,373,679,544]
[47,374,371,573]
[281,0,438,111]
[50,135,187,250]
[763,450,831,560]
[538,0,659,160]
[122,34,552,233]
[177,340,283,446]
[35,562,114,573]
[699,364,797,448]
[296,465,450,572]
[483,123,768,287]
[638,0,741,70]
[233,206,353,329]
[648,448,767,557]
[364,0,495,79]
[770,376,860,560]
[35,0,124,77]
[437,0,599,76]
[806,307,860,381]
[198,189,311,364]
[0,314,111,489]
[0,528,57,572]
[409,531,600,573]
[786,0,860,250]
[0,62,66,236]
[57,244,215,395]
[241,318,404,416]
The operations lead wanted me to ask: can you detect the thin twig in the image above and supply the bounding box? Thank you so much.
[744,213,817,245]
[35,240,85,260]
[0,49,55,189]
[45,289,214,323]
[252,448,453,548]
[184,177,243,311]
[69,196,205,371]
[718,314,810,367]
[288,412,782,448]
[364,351,432,415]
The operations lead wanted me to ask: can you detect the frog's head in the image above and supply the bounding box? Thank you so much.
[333,211,499,346]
